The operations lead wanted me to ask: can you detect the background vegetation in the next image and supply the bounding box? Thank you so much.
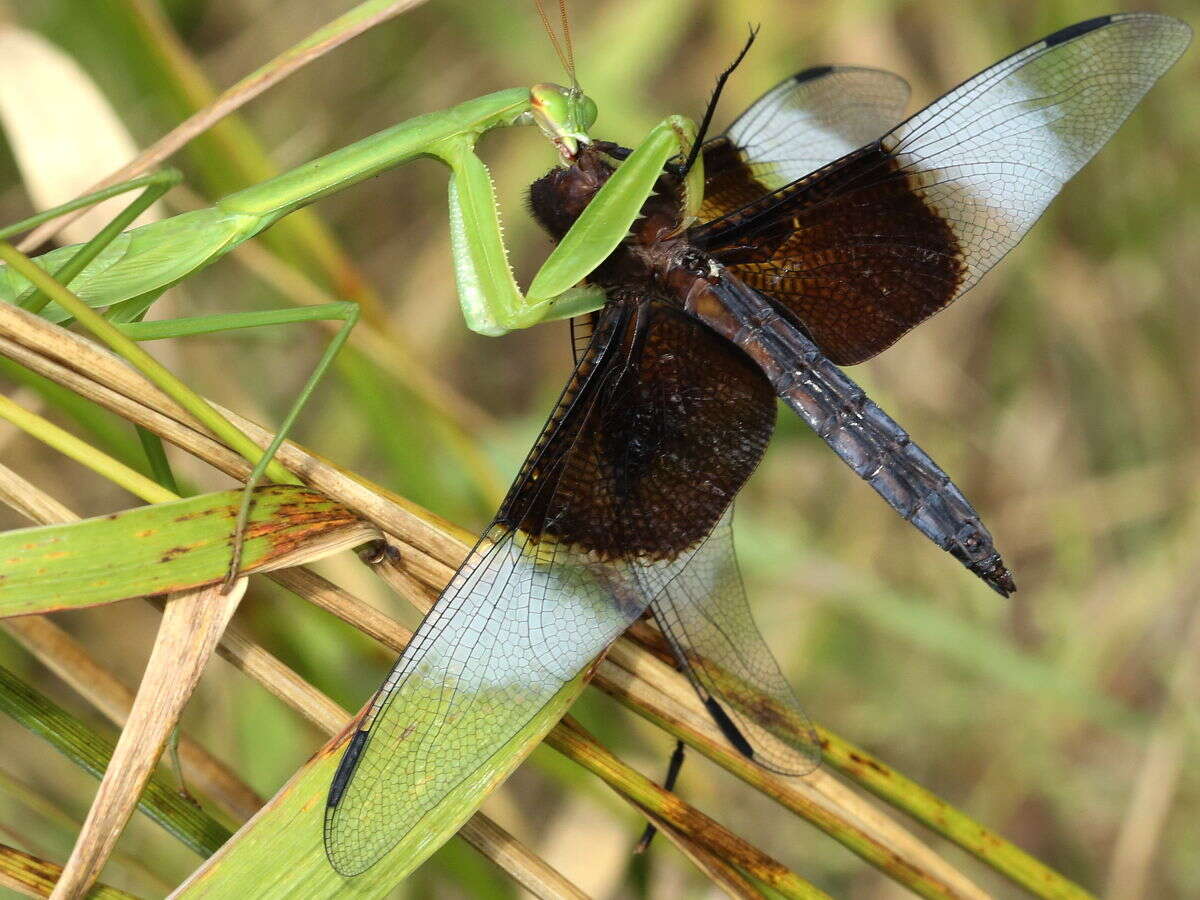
[0,0,1196,896]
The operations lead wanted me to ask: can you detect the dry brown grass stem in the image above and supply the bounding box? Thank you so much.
[15,0,431,256]
[0,461,262,825]
[49,581,246,899]
[2,614,263,826]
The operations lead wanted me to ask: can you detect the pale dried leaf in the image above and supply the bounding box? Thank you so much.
[0,26,164,243]
[51,580,247,899]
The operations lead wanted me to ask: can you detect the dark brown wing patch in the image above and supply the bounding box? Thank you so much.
[697,142,965,365]
[698,137,772,223]
[503,300,776,562]
[697,66,911,226]
[693,14,1189,364]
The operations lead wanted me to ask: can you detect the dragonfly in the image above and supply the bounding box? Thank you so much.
[324,12,1190,875]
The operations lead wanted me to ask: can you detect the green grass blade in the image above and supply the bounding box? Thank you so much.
[835,585,1139,731]
[0,486,376,617]
[0,241,296,486]
[0,664,230,857]
[174,672,592,897]
[815,727,1097,900]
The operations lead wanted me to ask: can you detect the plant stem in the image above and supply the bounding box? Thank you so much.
[815,726,1097,900]
[0,395,174,504]
[0,241,296,486]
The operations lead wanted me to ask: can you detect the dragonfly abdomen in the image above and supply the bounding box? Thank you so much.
[683,273,1016,596]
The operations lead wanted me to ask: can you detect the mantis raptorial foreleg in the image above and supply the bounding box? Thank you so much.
[1,86,704,584]
[439,113,703,334]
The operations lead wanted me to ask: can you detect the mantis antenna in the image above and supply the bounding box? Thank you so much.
[534,0,579,92]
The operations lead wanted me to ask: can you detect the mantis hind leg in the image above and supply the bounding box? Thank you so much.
[114,303,361,591]
[3,177,360,592]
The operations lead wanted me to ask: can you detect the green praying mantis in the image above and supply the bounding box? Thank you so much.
[0,81,694,344]
[3,4,1188,886]
[0,79,698,573]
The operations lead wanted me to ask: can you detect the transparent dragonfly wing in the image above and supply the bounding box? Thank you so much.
[700,65,911,221]
[325,298,778,874]
[650,507,820,776]
[693,13,1192,364]
[324,525,648,875]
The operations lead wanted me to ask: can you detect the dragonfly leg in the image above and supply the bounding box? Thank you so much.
[634,738,687,854]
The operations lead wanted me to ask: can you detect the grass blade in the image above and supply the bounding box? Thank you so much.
[4,613,262,826]
[0,843,139,900]
[16,0,430,256]
[0,665,231,857]
[0,486,376,616]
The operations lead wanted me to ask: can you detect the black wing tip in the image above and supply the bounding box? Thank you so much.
[792,65,835,84]
[1041,13,1192,48]
[791,64,910,84]
[1043,15,1115,47]
[324,729,380,878]
[327,729,370,809]
[704,697,756,760]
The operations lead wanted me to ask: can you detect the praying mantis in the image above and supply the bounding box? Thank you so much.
[0,30,717,878]
[0,3,1189,889]
[0,78,696,576]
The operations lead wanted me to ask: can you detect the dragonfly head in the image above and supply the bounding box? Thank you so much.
[529,83,597,161]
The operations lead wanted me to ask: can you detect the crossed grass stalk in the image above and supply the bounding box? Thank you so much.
[0,240,1095,898]
[0,0,1100,896]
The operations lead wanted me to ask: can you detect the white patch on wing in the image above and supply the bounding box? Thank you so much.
[726,67,910,187]
[881,14,1191,291]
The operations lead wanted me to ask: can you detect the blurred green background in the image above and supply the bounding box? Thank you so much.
[0,0,1196,896]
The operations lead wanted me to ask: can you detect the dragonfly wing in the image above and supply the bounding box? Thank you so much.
[324,524,636,875]
[701,65,911,220]
[650,506,820,775]
[693,13,1190,364]
[326,298,777,874]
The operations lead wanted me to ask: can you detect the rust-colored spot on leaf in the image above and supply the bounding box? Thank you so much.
[159,542,204,564]
[173,506,223,523]
[135,529,156,538]
[848,751,890,777]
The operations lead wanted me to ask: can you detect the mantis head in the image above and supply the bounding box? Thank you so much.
[529,83,597,161]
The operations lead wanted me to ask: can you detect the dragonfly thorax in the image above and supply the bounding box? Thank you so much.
[529,143,693,301]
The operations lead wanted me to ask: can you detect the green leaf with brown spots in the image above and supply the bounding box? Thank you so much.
[0,485,378,617]
[171,668,594,898]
